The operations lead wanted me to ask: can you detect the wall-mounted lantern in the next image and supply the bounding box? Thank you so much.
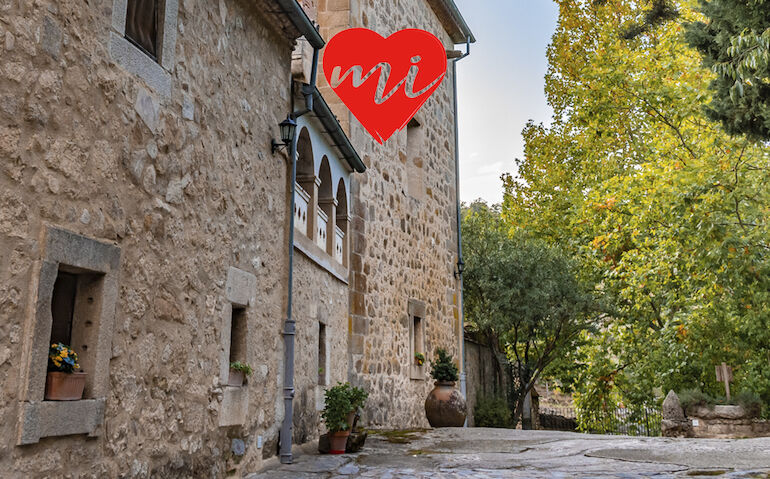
[272,115,297,154]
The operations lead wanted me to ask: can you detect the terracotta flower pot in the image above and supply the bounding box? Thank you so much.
[228,369,244,387]
[45,371,86,401]
[425,380,467,427]
[328,430,350,454]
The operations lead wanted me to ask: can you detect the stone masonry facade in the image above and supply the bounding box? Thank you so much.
[0,0,472,477]
[316,0,468,428]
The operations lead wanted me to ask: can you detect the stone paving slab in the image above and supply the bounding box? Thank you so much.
[248,428,770,478]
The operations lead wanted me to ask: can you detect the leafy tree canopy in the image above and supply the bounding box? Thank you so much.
[502,0,770,414]
[686,0,770,140]
[462,201,597,423]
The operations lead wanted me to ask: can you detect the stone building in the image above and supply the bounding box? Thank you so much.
[0,0,473,476]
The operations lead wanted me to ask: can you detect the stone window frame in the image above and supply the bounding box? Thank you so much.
[17,227,120,445]
[108,0,178,98]
[408,299,427,381]
[218,267,256,427]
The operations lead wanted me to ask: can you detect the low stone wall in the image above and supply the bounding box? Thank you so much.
[688,405,770,439]
[662,391,770,439]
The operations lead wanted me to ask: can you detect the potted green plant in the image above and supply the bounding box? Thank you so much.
[414,352,426,366]
[321,382,368,454]
[424,348,467,427]
[228,361,253,387]
[45,343,86,401]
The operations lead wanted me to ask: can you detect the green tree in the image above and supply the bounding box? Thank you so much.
[462,201,597,426]
[503,0,770,413]
[687,0,770,140]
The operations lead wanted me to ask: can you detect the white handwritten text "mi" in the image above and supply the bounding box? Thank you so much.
[330,56,444,104]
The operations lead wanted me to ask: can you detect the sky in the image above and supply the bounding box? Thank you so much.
[453,1,560,205]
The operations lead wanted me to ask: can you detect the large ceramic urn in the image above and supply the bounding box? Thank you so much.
[425,381,467,427]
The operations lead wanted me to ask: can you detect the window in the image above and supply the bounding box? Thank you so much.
[318,322,327,386]
[50,271,77,346]
[218,267,256,427]
[125,0,159,59]
[408,299,426,380]
[317,156,334,255]
[109,0,178,97]
[18,227,120,445]
[48,268,105,400]
[413,316,424,359]
[335,179,348,267]
[296,127,317,239]
[229,307,247,367]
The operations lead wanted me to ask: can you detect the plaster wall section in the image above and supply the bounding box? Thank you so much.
[0,0,297,476]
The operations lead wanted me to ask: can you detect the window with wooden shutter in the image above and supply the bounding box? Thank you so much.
[125,0,159,59]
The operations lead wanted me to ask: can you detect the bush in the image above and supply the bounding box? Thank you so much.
[474,394,512,428]
[430,348,459,382]
[677,388,717,410]
[735,390,762,415]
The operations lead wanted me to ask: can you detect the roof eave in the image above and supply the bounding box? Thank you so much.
[426,0,476,44]
[305,85,366,174]
[273,0,325,49]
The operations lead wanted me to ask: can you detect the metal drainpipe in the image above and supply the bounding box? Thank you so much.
[280,45,319,464]
[452,38,470,426]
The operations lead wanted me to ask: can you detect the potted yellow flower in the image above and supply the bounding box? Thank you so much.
[46,343,86,401]
[414,352,426,366]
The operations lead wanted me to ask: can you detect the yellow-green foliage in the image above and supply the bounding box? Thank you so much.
[504,0,770,411]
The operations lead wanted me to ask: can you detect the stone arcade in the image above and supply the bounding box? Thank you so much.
[0,0,474,476]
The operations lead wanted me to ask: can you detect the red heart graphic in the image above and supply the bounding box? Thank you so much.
[322,28,447,144]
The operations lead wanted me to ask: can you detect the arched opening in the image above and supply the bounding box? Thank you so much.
[295,127,315,237]
[316,156,334,253]
[335,178,348,267]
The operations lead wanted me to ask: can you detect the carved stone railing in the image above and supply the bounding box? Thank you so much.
[294,183,310,236]
[334,226,344,264]
[316,209,328,251]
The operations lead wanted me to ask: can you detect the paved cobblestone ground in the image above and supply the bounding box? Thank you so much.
[249,428,770,478]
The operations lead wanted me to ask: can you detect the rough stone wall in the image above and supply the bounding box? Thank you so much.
[316,0,463,428]
[0,0,304,476]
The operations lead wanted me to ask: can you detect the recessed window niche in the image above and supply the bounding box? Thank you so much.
[408,299,426,380]
[18,227,120,445]
[229,307,247,366]
[218,267,256,427]
[318,322,328,386]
